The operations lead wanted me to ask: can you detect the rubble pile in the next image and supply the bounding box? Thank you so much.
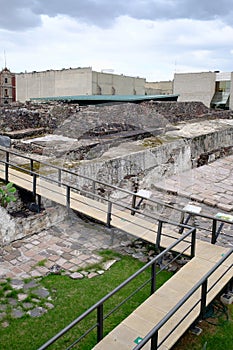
[44,101,233,140]
[1,100,233,158]
[0,102,79,133]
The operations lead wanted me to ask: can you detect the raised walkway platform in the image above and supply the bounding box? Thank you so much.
[0,157,232,350]
[92,242,232,350]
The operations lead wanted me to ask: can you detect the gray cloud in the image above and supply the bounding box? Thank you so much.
[32,0,233,25]
[1,0,233,31]
[0,0,41,30]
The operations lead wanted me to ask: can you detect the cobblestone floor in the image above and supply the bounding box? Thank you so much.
[148,155,233,248]
[0,215,130,280]
[154,155,233,212]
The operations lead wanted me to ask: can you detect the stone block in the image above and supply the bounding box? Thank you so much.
[70,272,84,279]
[203,198,217,207]
[217,203,233,212]
[0,135,11,148]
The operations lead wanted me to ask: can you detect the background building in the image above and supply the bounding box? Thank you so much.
[0,68,16,104]
[16,67,146,102]
[173,71,233,109]
[145,80,173,95]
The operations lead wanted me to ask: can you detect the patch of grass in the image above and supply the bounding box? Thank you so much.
[4,289,18,299]
[98,249,120,259]
[1,282,12,292]
[173,303,233,350]
[20,295,34,304]
[35,259,47,267]
[77,250,121,272]
[0,252,172,350]
[77,249,122,273]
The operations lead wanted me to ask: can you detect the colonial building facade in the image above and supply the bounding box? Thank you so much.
[0,67,16,104]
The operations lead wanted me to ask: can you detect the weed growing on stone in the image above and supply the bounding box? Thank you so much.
[0,182,16,208]
[36,259,48,267]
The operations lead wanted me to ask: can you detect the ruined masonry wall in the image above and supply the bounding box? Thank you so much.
[0,205,67,246]
[69,126,233,192]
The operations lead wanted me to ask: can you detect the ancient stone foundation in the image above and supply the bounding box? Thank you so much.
[0,205,67,245]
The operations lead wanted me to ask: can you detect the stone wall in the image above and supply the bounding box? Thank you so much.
[0,205,67,246]
[60,121,233,194]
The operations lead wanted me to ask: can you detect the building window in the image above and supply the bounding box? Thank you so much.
[4,88,8,97]
[97,85,102,95]
[5,77,8,84]
[215,81,231,93]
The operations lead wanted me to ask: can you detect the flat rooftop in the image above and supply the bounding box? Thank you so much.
[30,94,179,104]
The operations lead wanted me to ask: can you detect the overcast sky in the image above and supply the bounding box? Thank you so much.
[1,0,233,81]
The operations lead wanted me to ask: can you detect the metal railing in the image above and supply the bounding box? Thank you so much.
[133,247,233,350]
[0,147,231,246]
[0,148,231,350]
[0,147,194,253]
[37,227,196,350]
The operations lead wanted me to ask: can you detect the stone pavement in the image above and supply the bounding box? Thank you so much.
[146,155,233,248]
[0,216,135,326]
[154,155,233,213]
[0,215,130,280]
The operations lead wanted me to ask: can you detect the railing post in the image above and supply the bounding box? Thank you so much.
[131,193,137,216]
[151,262,156,295]
[150,331,158,350]
[191,228,196,258]
[37,194,41,211]
[179,211,185,233]
[97,304,104,342]
[33,173,37,197]
[200,280,208,319]
[92,181,96,195]
[131,178,139,216]
[211,219,217,244]
[30,159,34,175]
[58,169,62,187]
[66,186,70,210]
[227,276,233,293]
[107,201,112,228]
[156,220,163,250]
[5,151,9,182]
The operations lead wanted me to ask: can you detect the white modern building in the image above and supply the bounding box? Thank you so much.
[16,67,146,102]
[173,71,233,109]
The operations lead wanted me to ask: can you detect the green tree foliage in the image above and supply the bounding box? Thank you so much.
[0,182,17,208]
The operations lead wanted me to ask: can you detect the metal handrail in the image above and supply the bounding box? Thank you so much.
[37,228,196,350]
[133,248,233,350]
[0,147,230,349]
[0,149,196,245]
[0,146,232,244]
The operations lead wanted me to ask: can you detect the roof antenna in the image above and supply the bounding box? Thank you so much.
[4,49,7,68]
